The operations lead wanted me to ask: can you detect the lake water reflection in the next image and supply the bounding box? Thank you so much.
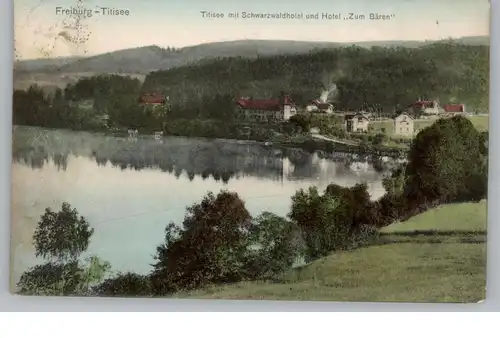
[10,126,395,285]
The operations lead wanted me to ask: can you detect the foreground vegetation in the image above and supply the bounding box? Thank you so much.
[179,242,485,303]
[177,199,486,302]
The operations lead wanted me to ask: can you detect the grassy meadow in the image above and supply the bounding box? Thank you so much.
[176,201,487,302]
[370,115,489,136]
[381,200,487,233]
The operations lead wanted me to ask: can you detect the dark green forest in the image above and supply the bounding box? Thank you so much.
[13,42,489,134]
[143,42,489,117]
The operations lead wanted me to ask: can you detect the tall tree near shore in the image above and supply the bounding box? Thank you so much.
[17,202,111,296]
[404,115,487,207]
[33,202,93,262]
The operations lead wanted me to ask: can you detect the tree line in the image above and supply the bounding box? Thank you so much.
[16,116,488,297]
[13,75,168,132]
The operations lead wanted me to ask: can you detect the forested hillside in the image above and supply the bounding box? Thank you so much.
[142,42,489,118]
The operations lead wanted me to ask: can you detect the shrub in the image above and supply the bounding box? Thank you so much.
[289,114,311,132]
[151,190,252,294]
[372,133,386,146]
[17,261,83,296]
[93,273,152,297]
[289,184,379,262]
[243,212,305,280]
[325,183,380,231]
[373,193,407,227]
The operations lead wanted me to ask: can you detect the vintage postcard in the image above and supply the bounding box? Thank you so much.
[11,0,489,302]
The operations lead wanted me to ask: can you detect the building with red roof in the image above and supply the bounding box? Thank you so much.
[443,103,466,114]
[236,93,297,122]
[407,99,440,115]
[138,93,167,105]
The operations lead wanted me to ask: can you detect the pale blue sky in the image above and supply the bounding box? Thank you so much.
[15,0,490,59]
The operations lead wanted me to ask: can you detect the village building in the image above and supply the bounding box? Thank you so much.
[407,99,440,115]
[393,113,414,136]
[128,129,139,137]
[306,100,334,114]
[344,113,370,133]
[309,127,320,134]
[358,110,372,118]
[68,98,94,111]
[236,94,297,122]
[96,114,110,125]
[443,103,466,115]
[138,93,167,105]
[75,99,94,110]
[153,131,164,140]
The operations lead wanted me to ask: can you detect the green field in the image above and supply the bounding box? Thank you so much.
[175,202,487,303]
[370,115,489,135]
[381,201,487,233]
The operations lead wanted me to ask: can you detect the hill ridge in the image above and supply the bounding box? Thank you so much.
[14,36,489,75]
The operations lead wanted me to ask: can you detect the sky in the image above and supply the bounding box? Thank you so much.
[14,0,490,60]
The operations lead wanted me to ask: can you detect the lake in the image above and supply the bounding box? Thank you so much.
[10,126,396,286]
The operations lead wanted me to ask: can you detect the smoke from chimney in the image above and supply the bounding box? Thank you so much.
[318,68,344,103]
[319,83,337,103]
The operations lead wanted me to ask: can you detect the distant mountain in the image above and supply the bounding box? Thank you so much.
[14,36,489,75]
[14,56,83,72]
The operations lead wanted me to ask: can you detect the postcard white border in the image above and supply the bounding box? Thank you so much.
[1,0,499,311]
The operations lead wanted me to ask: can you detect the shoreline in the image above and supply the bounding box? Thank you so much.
[13,124,409,159]
[103,128,409,158]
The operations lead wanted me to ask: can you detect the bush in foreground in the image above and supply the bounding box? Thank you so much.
[289,184,379,262]
[150,191,253,294]
[243,212,305,280]
[93,273,152,297]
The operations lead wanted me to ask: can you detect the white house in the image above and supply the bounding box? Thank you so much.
[128,129,139,137]
[236,94,297,122]
[393,113,414,136]
[345,113,370,132]
[306,100,334,114]
[69,99,94,111]
[153,131,164,140]
[407,99,440,115]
